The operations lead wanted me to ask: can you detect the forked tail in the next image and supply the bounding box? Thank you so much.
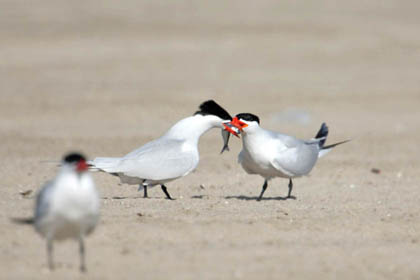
[315,122,350,157]
[315,122,328,148]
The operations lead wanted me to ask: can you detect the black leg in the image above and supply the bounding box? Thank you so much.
[79,236,86,272]
[161,185,173,200]
[47,238,54,270]
[138,180,148,198]
[143,185,148,198]
[257,180,268,201]
[286,178,296,199]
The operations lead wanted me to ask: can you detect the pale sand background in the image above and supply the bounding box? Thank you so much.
[1,1,420,279]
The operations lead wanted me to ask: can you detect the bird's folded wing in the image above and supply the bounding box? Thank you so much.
[34,181,54,220]
[117,139,196,181]
[271,142,318,177]
[270,147,299,177]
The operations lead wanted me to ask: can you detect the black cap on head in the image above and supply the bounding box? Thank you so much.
[194,100,232,121]
[236,113,260,124]
[63,153,86,164]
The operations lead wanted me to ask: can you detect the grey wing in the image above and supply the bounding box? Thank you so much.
[34,180,54,221]
[269,132,319,176]
[267,130,301,147]
[116,138,197,180]
[123,138,165,159]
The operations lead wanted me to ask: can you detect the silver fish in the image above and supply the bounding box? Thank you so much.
[220,123,240,154]
[220,129,231,154]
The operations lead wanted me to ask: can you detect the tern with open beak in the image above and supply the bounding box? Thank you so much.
[89,100,233,200]
[224,113,349,200]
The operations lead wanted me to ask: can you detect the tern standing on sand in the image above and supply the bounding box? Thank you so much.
[224,113,348,200]
[89,100,233,199]
[14,153,100,271]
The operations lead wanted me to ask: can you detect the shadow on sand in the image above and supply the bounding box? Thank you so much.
[101,196,172,200]
[224,195,296,201]
[190,195,209,199]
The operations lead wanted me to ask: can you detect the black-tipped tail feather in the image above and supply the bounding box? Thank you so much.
[315,122,350,157]
[315,122,328,148]
[322,139,351,150]
[318,139,350,158]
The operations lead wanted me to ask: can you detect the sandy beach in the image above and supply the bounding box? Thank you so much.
[1,1,420,279]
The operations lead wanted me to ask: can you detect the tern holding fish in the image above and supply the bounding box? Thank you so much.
[89,100,233,199]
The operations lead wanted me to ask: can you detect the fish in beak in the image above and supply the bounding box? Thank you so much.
[223,121,240,138]
[223,117,248,137]
[220,129,231,154]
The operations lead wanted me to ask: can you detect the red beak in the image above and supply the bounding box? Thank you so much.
[232,117,247,128]
[76,160,88,172]
[223,117,248,137]
[223,122,240,137]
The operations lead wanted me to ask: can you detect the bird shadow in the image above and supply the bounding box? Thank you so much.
[224,195,295,201]
[190,195,209,199]
[102,196,140,200]
[101,196,172,200]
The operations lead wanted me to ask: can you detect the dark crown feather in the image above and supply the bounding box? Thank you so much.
[63,153,86,163]
[236,113,260,124]
[194,100,232,120]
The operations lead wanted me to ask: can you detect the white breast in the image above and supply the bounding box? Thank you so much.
[239,132,291,179]
[35,172,100,240]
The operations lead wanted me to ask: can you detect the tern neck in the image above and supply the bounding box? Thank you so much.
[240,125,262,144]
[164,115,223,143]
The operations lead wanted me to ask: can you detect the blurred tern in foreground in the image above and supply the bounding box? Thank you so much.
[13,153,100,271]
[89,100,233,200]
[224,113,349,200]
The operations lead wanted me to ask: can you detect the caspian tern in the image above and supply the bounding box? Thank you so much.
[13,153,100,271]
[89,100,233,200]
[224,113,349,200]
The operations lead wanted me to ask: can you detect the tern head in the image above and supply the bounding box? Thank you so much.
[194,100,232,121]
[166,100,234,142]
[224,113,260,136]
[63,153,88,173]
[194,100,234,129]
